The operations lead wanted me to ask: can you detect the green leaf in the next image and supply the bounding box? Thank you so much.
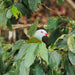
[45,17,59,30]
[0,45,4,74]
[39,43,48,64]
[15,3,27,15]
[6,9,12,19]
[28,21,38,37]
[0,1,5,10]
[68,51,75,65]
[12,40,25,51]
[70,30,75,36]
[0,10,8,27]
[19,61,30,75]
[64,60,74,75]
[0,44,3,57]
[55,34,68,51]
[67,35,75,53]
[5,40,25,59]
[28,0,41,12]
[14,63,20,75]
[14,44,30,61]
[24,43,39,69]
[3,44,13,52]
[56,0,64,5]
[22,0,29,6]
[32,64,43,75]
[11,5,19,18]
[4,71,14,75]
[48,51,61,69]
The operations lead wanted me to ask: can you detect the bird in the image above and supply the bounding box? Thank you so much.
[26,29,49,46]
[33,29,49,41]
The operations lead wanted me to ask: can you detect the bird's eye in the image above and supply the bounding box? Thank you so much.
[41,31,43,33]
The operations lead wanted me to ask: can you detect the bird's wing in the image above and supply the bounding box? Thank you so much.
[26,37,42,44]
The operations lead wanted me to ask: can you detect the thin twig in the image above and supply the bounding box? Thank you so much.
[41,3,61,17]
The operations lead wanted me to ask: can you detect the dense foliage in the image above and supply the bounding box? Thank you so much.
[1,0,75,75]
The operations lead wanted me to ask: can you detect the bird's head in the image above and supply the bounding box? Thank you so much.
[33,29,49,41]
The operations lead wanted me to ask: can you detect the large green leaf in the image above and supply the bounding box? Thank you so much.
[28,0,41,12]
[68,51,75,65]
[14,44,30,61]
[19,61,30,75]
[24,43,39,69]
[28,21,38,37]
[32,64,43,75]
[67,35,75,53]
[0,10,8,27]
[45,17,59,30]
[12,40,25,51]
[48,51,61,69]
[39,43,48,64]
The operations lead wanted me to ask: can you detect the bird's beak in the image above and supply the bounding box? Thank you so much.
[45,33,49,37]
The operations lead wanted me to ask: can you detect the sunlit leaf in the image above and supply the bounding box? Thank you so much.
[11,5,19,18]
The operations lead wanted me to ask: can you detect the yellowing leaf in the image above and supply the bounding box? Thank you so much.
[67,35,75,53]
[11,5,19,18]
